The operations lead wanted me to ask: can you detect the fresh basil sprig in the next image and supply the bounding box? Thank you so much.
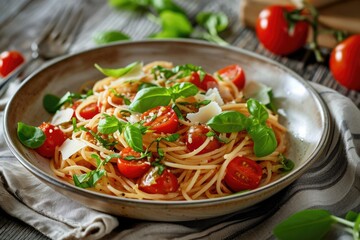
[73,153,119,188]
[43,90,93,114]
[194,12,229,46]
[207,98,277,157]
[274,209,360,240]
[129,82,199,113]
[17,122,45,149]
[152,63,205,81]
[98,114,148,152]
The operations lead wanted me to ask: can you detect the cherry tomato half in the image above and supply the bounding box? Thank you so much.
[138,168,179,194]
[224,157,262,192]
[186,125,221,155]
[190,72,218,91]
[217,64,246,90]
[329,35,360,91]
[141,106,179,134]
[117,147,151,179]
[0,50,25,77]
[256,5,309,55]
[73,102,100,120]
[35,122,67,158]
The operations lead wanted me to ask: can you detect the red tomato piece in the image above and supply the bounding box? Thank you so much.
[186,125,221,155]
[117,147,151,179]
[190,72,218,91]
[138,168,179,194]
[256,5,309,55]
[329,35,360,91]
[78,102,100,120]
[224,157,263,192]
[35,122,67,158]
[0,50,25,77]
[217,64,246,90]
[141,106,179,134]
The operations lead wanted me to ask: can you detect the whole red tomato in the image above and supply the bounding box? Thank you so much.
[0,50,25,77]
[256,5,309,55]
[35,122,67,158]
[329,35,360,91]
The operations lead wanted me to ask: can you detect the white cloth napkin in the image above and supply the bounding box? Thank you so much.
[1,83,359,240]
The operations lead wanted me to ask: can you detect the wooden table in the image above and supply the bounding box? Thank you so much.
[0,0,359,239]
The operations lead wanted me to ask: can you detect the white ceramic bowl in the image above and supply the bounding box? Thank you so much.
[3,40,332,221]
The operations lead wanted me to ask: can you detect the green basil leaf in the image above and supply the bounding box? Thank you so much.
[279,154,295,172]
[247,98,268,124]
[108,0,150,11]
[158,10,192,37]
[170,82,199,99]
[248,124,277,157]
[91,153,102,166]
[124,124,143,152]
[196,12,228,35]
[95,61,139,78]
[150,0,185,14]
[93,30,131,45]
[207,111,249,133]
[345,211,359,222]
[273,209,334,240]
[129,87,172,113]
[138,82,158,91]
[17,122,45,149]
[98,115,122,134]
[159,133,180,142]
[43,94,61,114]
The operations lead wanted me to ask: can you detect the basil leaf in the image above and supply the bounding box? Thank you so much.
[345,211,359,222]
[108,0,150,11]
[93,30,130,45]
[247,98,268,124]
[17,122,45,149]
[129,87,172,113]
[124,124,143,152]
[248,124,277,157]
[279,154,295,171]
[170,82,199,99]
[43,94,61,114]
[273,209,334,240]
[266,90,277,113]
[95,61,139,78]
[196,12,228,36]
[138,82,158,91]
[150,0,185,14]
[157,10,192,38]
[207,111,249,133]
[98,115,120,134]
[159,133,180,142]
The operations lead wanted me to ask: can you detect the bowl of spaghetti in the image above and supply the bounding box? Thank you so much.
[4,40,331,221]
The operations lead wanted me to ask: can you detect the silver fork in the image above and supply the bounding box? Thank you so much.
[0,5,83,97]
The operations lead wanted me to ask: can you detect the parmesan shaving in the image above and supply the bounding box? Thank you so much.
[186,101,222,123]
[195,88,224,106]
[59,139,87,160]
[51,108,74,125]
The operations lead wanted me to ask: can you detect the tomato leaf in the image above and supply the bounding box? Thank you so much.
[207,111,249,133]
[17,122,45,149]
[124,124,144,152]
[273,209,335,240]
[129,87,172,113]
[95,61,140,78]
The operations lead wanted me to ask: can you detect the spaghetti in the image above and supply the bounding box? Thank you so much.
[36,61,293,200]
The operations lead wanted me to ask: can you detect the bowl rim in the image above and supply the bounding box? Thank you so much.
[3,39,332,206]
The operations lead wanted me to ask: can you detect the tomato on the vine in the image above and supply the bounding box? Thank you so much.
[256,5,309,55]
[0,50,25,77]
[224,156,262,192]
[117,147,151,179]
[330,35,360,91]
[186,125,221,155]
[138,168,179,194]
[190,72,218,91]
[141,106,179,134]
[217,64,246,90]
[35,122,67,158]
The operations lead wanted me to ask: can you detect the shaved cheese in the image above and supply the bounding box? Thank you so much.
[51,108,74,125]
[110,62,145,86]
[187,101,222,124]
[243,81,272,105]
[126,114,140,124]
[59,139,87,160]
[195,88,224,106]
